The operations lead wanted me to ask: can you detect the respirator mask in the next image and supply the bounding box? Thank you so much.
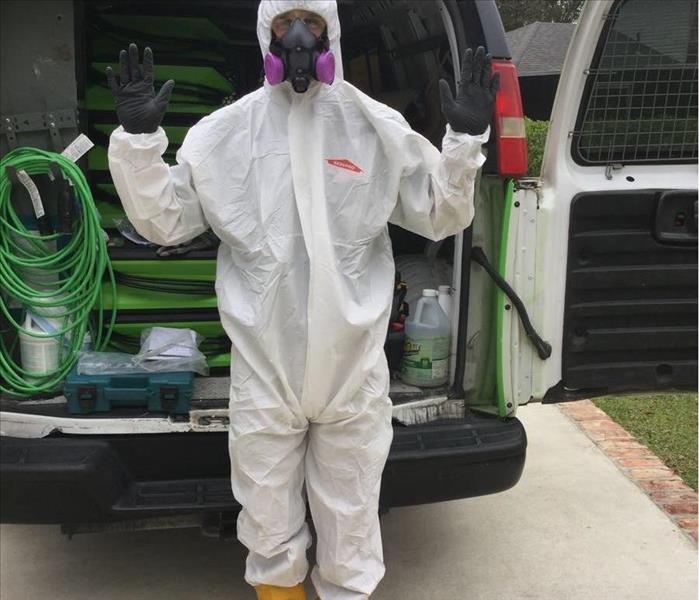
[264,18,335,93]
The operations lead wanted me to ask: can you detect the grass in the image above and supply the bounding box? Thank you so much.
[524,117,549,176]
[593,393,698,491]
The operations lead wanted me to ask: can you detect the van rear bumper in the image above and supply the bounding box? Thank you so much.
[0,415,526,524]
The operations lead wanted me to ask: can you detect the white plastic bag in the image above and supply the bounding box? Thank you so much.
[77,327,208,375]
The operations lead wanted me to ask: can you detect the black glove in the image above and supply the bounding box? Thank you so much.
[439,47,500,136]
[106,43,175,134]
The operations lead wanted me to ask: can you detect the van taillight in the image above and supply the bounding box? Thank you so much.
[491,60,528,178]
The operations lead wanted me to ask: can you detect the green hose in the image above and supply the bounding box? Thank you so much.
[0,147,117,396]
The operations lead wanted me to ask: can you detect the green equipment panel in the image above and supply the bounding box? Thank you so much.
[80,2,263,373]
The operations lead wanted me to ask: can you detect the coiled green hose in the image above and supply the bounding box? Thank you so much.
[0,147,117,396]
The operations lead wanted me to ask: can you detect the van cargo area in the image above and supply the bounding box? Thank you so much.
[1,0,525,526]
[1,0,513,413]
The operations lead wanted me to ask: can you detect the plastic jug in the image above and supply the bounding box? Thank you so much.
[438,285,452,320]
[400,289,451,387]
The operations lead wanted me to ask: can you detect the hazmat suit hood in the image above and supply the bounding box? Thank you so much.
[257,0,344,88]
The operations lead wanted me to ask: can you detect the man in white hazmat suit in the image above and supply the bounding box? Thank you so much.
[106,1,498,598]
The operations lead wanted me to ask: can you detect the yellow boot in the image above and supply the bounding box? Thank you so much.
[255,583,306,600]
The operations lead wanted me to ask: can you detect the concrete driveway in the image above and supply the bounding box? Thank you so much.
[1,403,696,600]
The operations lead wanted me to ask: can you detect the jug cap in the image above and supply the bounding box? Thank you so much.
[422,289,438,297]
[438,285,451,294]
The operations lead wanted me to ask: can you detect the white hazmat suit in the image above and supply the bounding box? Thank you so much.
[108,1,488,598]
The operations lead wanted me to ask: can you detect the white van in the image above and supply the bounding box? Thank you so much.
[0,0,696,533]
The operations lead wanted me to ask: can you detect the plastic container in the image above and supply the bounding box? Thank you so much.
[64,367,194,415]
[81,332,92,352]
[394,255,452,312]
[19,313,60,375]
[438,285,452,320]
[400,289,451,387]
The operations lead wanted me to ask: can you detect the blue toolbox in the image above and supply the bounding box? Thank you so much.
[64,368,194,415]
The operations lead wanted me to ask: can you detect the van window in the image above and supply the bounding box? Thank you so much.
[573,0,698,165]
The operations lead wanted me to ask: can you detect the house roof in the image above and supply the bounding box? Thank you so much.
[505,22,577,77]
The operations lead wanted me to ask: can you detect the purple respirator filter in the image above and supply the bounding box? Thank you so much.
[315,50,335,85]
[264,53,285,85]
[263,50,335,86]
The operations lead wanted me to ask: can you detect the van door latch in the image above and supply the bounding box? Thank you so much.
[654,191,699,244]
[604,162,623,180]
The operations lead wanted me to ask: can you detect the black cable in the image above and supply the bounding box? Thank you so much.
[114,272,216,295]
[471,246,552,360]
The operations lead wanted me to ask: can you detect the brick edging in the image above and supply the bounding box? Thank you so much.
[558,399,698,544]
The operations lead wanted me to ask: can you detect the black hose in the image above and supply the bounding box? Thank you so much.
[114,272,216,296]
[471,246,552,360]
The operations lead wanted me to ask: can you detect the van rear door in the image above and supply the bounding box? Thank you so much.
[508,0,697,404]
